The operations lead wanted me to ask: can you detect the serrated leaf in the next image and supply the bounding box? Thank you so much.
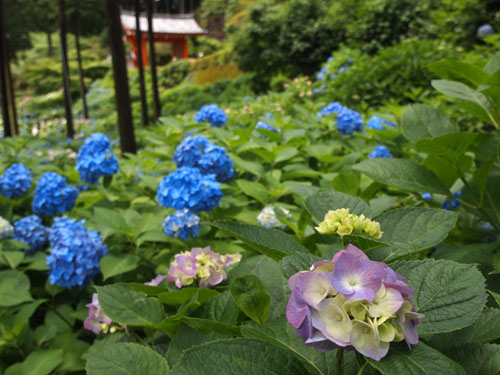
[194,290,238,324]
[392,259,486,335]
[305,191,372,221]
[158,288,219,306]
[428,60,488,86]
[448,343,500,375]
[490,290,500,307]
[241,320,336,375]
[275,147,299,163]
[231,275,270,324]
[0,270,32,307]
[100,254,140,281]
[170,338,308,375]
[95,284,164,326]
[280,252,321,279]
[5,349,63,375]
[230,153,265,176]
[401,104,458,142]
[352,158,450,195]
[376,208,457,257]
[181,317,241,336]
[211,220,309,261]
[236,179,269,205]
[86,342,169,375]
[415,132,478,157]
[367,342,465,375]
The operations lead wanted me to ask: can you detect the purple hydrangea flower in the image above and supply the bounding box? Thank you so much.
[286,244,423,361]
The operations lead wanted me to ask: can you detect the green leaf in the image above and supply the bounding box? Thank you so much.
[432,80,499,127]
[280,252,321,279]
[211,220,309,261]
[489,290,500,308]
[230,153,266,176]
[0,251,24,269]
[0,270,32,307]
[352,158,450,195]
[236,179,270,205]
[158,288,219,306]
[376,208,457,258]
[401,104,458,142]
[181,317,241,336]
[100,254,140,281]
[415,132,478,158]
[170,338,308,375]
[305,191,372,221]
[92,207,129,239]
[367,342,465,375]
[331,173,360,195]
[484,51,500,75]
[86,342,169,375]
[448,344,500,375]
[95,284,164,326]
[241,320,335,375]
[5,349,63,375]
[392,259,486,335]
[231,275,270,324]
[428,60,488,86]
[275,147,299,163]
[166,325,212,368]
[195,290,238,324]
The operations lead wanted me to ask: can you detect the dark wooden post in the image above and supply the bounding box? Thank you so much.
[147,0,161,121]
[58,0,75,138]
[0,0,13,137]
[105,0,137,154]
[6,51,17,135]
[75,0,89,119]
[134,0,149,127]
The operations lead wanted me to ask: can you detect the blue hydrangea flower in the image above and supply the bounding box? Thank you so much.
[256,121,278,133]
[76,133,119,184]
[157,167,222,213]
[421,193,432,200]
[265,113,274,118]
[366,116,397,130]
[317,102,345,117]
[194,104,227,127]
[32,172,78,216]
[0,216,14,240]
[13,215,49,253]
[478,24,495,37]
[368,145,393,159]
[0,163,32,198]
[443,191,461,210]
[313,88,319,94]
[336,108,363,135]
[163,209,200,241]
[47,216,107,288]
[173,136,235,182]
[316,67,328,81]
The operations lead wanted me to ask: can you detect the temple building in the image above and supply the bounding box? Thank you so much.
[120,0,205,66]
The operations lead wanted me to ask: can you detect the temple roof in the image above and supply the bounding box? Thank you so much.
[120,11,206,35]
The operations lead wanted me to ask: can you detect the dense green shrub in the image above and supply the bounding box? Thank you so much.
[157,60,191,89]
[319,40,461,108]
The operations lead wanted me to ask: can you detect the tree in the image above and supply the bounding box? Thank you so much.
[106,0,137,154]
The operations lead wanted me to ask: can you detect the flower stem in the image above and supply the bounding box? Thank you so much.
[336,349,344,375]
[357,362,368,375]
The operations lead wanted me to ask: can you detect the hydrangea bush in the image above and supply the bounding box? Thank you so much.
[32,172,78,216]
[0,163,32,198]
[76,133,119,184]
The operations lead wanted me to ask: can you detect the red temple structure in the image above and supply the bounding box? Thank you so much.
[120,10,205,67]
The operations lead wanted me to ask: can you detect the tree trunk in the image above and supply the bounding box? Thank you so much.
[47,31,53,57]
[147,0,160,121]
[75,1,89,119]
[105,0,137,154]
[58,0,75,139]
[135,0,149,127]
[0,0,13,137]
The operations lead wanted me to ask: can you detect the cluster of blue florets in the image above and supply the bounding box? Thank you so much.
[0,163,32,199]
[47,216,108,288]
[336,108,364,135]
[163,209,201,241]
[13,215,49,253]
[157,167,222,213]
[317,102,345,117]
[173,136,235,182]
[32,172,78,216]
[76,133,119,184]
[366,116,397,130]
[477,24,495,37]
[368,145,393,159]
[195,104,227,127]
[256,121,279,134]
[443,191,462,210]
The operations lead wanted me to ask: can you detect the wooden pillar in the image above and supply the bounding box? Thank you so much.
[140,36,148,66]
[106,0,137,154]
[75,0,89,119]
[0,0,12,137]
[131,36,139,68]
[135,0,149,127]
[58,0,75,139]
[182,37,188,59]
[147,0,161,121]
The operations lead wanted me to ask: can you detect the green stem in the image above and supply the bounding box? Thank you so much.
[357,362,368,375]
[336,349,344,375]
